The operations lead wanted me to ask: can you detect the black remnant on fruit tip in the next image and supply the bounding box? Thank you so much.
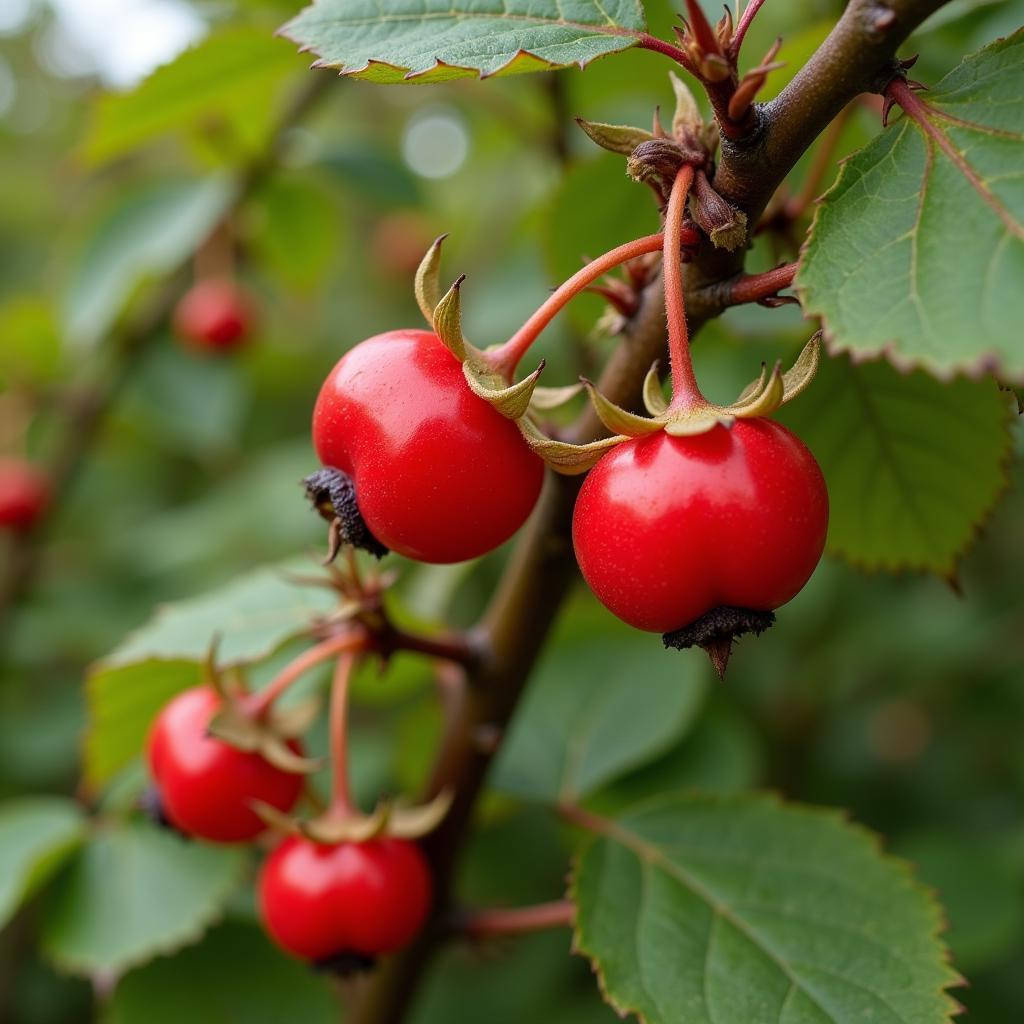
[139,784,189,838]
[662,606,775,679]
[313,951,377,977]
[302,467,389,560]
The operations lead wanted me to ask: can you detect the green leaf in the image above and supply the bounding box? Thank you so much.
[250,177,338,289]
[572,793,960,1024]
[0,299,63,385]
[0,799,87,930]
[84,660,202,790]
[107,920,337,1024]
[99,563,339,669]
[281,0,647,83]
[777,353,1013,575]
[64,177,232,347]
[82,28,303,166]
[41,821,245,975]
[798,31,1024,380]
[493,600,708,803]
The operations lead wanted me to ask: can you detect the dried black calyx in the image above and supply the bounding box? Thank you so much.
[662,606,775,679]
[302,467,388,560]
[139,784,188,838]
[313,951,377,977]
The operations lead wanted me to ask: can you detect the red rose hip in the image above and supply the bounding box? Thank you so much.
[147,686,303,843]
[173,279,252,352]
[0,458,50,531]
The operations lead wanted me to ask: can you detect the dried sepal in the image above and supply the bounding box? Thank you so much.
[517,416,626,475]
[385,788,454,839]
[726,361,785,417]
[669,72,701,135]
[575,118,654,156]
[432,275,469,361]
[207,706,261,751]
[269,698,321,739]
[582,378,666,438]
[663,408,735,436]
[691,169,748,251]
[734,362,768,404]
[642,362,668,415]
[302,803,392,844]
[781,332,821,401]
[260,736,323,775]
[529,382,584,412]
[415,234,448,326]
[464,360,545,420]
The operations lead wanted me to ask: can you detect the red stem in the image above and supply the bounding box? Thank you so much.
[457,900,574,939]
[244,632,367,720]
[328,652,358,817]
[488,232,689,379]
[663,165,703,410]
[730,0,768,61]
[636,34,699,75]
[729,262,798,304]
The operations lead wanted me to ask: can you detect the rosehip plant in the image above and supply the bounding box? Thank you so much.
[0,1,1021,1023]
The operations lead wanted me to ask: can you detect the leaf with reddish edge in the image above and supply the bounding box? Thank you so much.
[281,0,648,84]
[798,31,1024,381]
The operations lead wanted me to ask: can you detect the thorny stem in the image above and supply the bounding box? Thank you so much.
[328,652,359,818]
[455,900,574,939]
[663,165,702,410]
[489,232,687,378]
[244,631,368,721]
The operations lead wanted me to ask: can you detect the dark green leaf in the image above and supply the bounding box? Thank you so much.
[799,31,1024,380]
[41,821,245,975]
[107,921,337,1024]
[0,799,87,930]
[572,793,960,1024]
[777,353,1013,574]
[282,0,647,83]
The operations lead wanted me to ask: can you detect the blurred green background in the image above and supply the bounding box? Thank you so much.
[1,0,1022,1021]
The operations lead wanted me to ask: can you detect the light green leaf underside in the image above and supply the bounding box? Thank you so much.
[0,798,87,931]
[84,660,203,790]
[798,30,1024,380]
[492,609,707,803]
[282,0,646,83]
[82,28,302,166]
[777,353,1012,574]
[108,921,338,1024]
[572,793,960,1024]
[98,563,338,669]
[41,821,245,975]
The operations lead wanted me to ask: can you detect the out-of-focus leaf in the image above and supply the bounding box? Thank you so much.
[84,660,202,790]
[493,598,708,803]
[778,353,1013,575]
[64,178,232,347]
[107,920,337,1024]
[281,0,646,83]
[320,146,421,207]
[0,798,87,930]
[82,28,302,166]
[0,299,63,384]
[572,793,960,1024]
[799,31,1024,380]
[98,563,339,669]
[250,177,338,289]
[41,821,245,975]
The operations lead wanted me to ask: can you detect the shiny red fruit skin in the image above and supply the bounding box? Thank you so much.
[573,420,828,633]
[147,687,303,843]
[312,329,544,563]
[259,836,432,960]
[0,458,50,531]
[173,280,252,352]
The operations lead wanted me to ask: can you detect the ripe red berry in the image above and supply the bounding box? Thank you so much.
[311,329,544,563]
[0,458,50,531]
[573,420,828,635]
[173,279,252,352]
[259,835,432,963]
[147,686,303,843]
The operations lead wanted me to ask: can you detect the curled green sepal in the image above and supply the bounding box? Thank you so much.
[464,360,546,420]
[642,361,668,415]
[432,274,470,361]
[415,234,448,326]
[207,707,323,775]
[781,330,821,401]
[252,788,454,843]
[582,378,665,437]
[529,382,584,412]
[575,118,654,156]
[517,416,627,475]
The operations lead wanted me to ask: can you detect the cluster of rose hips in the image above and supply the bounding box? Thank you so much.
[144,91,828,973]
